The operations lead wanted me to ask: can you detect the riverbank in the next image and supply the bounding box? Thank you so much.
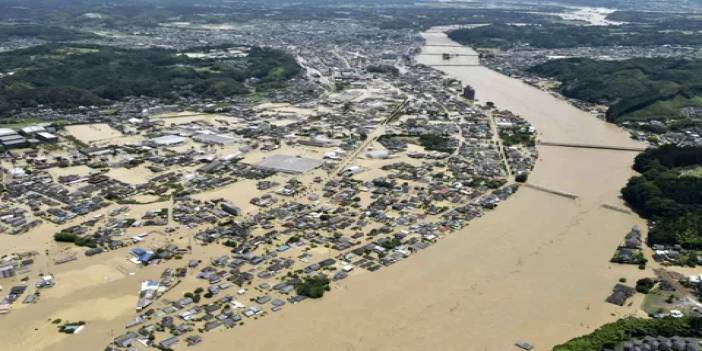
[187,30,650,351]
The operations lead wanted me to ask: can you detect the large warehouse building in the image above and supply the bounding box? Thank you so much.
[256,154,322,174]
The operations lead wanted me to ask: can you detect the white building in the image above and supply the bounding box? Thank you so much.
[147,135,187,147]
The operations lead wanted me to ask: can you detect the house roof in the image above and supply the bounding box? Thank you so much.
[20,125,45,134]
[0,128,16,137]
[193,133,236,145]
[149,135,186,146]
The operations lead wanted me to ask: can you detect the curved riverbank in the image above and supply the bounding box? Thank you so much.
[188,31,650,351]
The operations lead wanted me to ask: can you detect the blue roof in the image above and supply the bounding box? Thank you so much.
[131,248,147,256]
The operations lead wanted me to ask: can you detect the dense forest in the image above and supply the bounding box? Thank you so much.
[553,317,702,351]
[527,57,702,123]
[621,145,702,248]
[0,44,300,115]
[0,24,97,41]
[447,23,702,49]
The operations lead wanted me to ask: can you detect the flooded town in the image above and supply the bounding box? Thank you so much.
[0,14,540,351]
[1,1,702,351]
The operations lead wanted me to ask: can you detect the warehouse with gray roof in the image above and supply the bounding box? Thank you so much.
[256,154,322,174]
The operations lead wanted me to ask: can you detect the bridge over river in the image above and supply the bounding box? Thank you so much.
[539,141,648,152]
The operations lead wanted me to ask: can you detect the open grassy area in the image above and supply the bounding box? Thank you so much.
[642,288,677,315]
[627,95,702,122]
[680,166,702,178]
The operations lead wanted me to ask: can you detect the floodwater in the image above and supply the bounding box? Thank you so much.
[557,7,623,26]
[191,31,650,351]
[0,31,651,351]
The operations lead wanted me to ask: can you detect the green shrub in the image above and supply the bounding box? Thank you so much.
[635,278,656,294]
[295,275,330,299]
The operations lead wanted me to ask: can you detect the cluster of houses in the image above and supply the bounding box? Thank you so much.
[611,226,647,266]
[651,243,702,266]
[0,251,55,315]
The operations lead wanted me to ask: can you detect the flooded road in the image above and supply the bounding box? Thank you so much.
[192,32,650,351]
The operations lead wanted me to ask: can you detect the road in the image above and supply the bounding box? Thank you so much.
[485,108,514,179]
[334,99,408,175]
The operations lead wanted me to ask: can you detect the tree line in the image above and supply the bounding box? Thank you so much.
[621,145,702,248]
